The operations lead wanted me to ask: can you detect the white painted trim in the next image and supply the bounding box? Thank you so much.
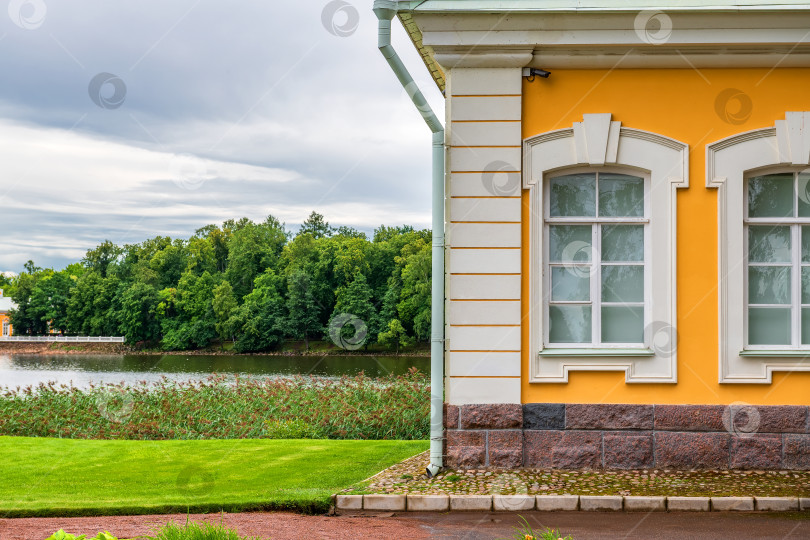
[524,114,688,383]
[412,11,810,69]
[707,112,810,383]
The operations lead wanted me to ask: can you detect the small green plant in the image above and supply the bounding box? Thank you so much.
[445,473,461,482]
[264,418,317,439]
[400,473,413,480]
[502,516,574,540]
[45,531,117,540]
[144,519,260,540]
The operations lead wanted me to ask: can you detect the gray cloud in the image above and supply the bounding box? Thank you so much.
[0,1,442,272]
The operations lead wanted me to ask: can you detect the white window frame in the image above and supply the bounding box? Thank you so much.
[2,320,8,336]
[708,112,810,383]
[524,113,688,383]
[743,169,810,350]
[543,167,652,349]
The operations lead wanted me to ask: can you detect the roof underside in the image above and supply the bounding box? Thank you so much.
[396,0,810,92]
[401,0,810,12]
[398,11,445,94]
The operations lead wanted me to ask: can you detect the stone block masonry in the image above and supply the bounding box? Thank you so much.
[444,403,810,470]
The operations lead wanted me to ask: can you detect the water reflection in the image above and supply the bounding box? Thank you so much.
[0,354,429,389]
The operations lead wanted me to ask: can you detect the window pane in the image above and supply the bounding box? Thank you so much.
[549,174,596,217]
[551,267,590,301]
[803,226,810,263]
[799,173,810,217]
[804,267,810,304]
[602,265,644,303]
[601,225,643,262]
[549,305,592,343]
[598,173,644,217]
[748,266,791,304]
[549,225,591,263]
[748,226,791,263]
[601,305,644,343]
[748,307,791,345]
[748,174,794,218]
[803,308,810,345]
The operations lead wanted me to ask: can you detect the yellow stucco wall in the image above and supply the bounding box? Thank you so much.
[521,68,810,406]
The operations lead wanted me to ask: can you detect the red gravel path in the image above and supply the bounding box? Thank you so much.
[0,512,431,540]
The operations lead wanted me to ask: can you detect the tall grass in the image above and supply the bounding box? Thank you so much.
[0,370,429,440]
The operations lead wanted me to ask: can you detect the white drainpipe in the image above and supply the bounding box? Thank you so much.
[373,0,445,477]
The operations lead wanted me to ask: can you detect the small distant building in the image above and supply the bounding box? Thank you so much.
[0,289,14,337]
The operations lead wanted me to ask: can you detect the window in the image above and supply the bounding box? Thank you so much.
[707,111,810,382]
[745,171,810,348]
[2,320,8,336]
[524,113,686,382]
[545,171,648,348]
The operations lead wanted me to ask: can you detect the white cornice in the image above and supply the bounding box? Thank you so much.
[409,10,810,69]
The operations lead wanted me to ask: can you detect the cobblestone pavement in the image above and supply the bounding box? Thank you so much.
[346,451,810,498]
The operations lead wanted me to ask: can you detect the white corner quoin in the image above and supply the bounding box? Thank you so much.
[707,111,810,383]
[524,113,689,383]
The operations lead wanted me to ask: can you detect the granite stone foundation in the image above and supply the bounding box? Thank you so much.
[444,403,810,470]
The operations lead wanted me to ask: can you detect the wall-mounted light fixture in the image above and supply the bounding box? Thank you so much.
[522,67,551,81]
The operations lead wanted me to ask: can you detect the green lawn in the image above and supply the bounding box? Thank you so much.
[0,436,427,517]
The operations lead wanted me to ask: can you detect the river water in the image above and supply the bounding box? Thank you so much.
[0,354,429,390]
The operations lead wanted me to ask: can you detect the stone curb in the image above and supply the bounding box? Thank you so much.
[755,497,799,512]
[711,497,754,511]
[333,494,810,512]
[624,496,666,512]
[407,494,449,512]
[667,496,710,511]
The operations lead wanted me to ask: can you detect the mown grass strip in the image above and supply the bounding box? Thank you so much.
[0,436,427,517]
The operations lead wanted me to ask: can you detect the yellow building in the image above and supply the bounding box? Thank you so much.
[382,0,810,470]
[0,289,14,337]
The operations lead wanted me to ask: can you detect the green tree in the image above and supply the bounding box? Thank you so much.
[212,280,237,346]
[377,319,411,354]
[0,271,13,292]
[226,216,288,299]
[9,269,46,335]
[119,282,161,344]
[30,270,75,333]
[328,273,376,350]
[82,240,122,278]
[160,271,219,350]
[283,270,322,350]
[397,240,432,341]
[150,240,189,290]
[227,270,286,353]
[298,211,332,239]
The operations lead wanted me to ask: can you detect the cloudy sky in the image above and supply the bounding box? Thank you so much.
[0,0,444,273]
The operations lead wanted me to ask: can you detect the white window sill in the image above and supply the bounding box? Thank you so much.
[539,348,655,357]
[739,349,810,357]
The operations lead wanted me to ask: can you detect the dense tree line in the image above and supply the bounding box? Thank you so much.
[5,212,430,352]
